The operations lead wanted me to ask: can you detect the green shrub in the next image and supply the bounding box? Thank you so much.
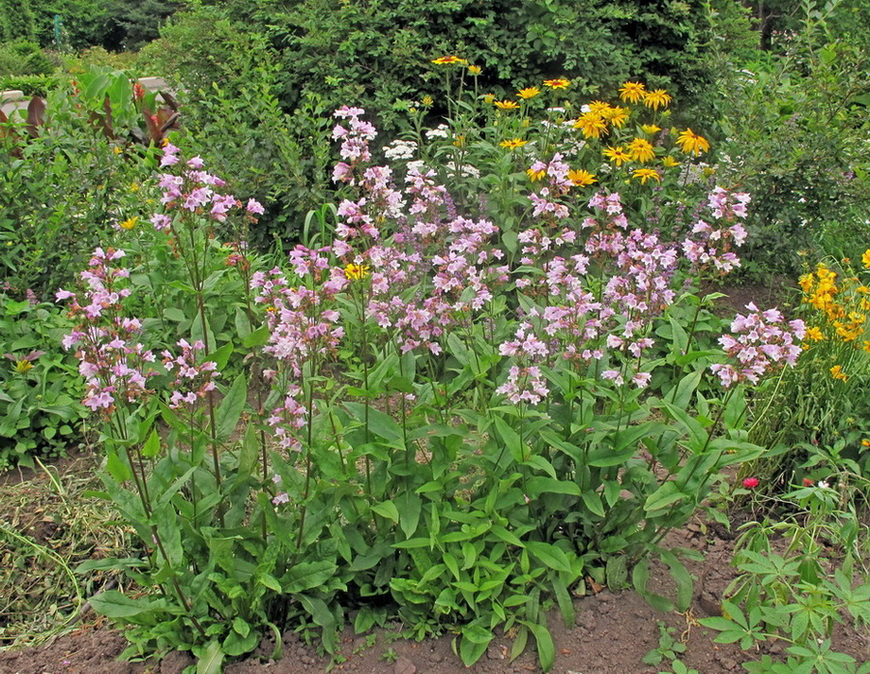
[0,295,85,471]
[0,69,161,298]
[0,39,56,77]
[0,74,64,97]
[708,12,869,278]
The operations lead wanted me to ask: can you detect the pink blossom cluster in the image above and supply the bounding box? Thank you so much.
[267,384,307,453]
[251,264,345,377]
[710,303,805,388]
[57,248,156,412]
[162,339,219,409]
[682,187,750,274]
[152,144,263,230]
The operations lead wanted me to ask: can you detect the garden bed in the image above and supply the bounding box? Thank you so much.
[0,451,867,674]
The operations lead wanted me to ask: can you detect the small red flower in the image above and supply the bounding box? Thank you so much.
[802,477,813,487]
[742,477,759,489]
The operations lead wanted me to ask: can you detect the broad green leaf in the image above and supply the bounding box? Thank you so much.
[526,541,572,573]
[215,374,247,441]
[525,620,555,672]
[89,590,161,618]
[196,640,224,674]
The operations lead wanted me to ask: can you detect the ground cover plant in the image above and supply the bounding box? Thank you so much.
[41,70,868,674]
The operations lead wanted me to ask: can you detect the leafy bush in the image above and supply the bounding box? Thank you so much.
[746,254,870,486]
[0,295,84,471]
[0,74,64,97]
[0,39,56,77]
[708,3,870,277]
[0,67,173,299]
[703,473,869,674]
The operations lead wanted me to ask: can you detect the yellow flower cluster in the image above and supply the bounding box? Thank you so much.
[799,256,870,383]
[800,262,869,344]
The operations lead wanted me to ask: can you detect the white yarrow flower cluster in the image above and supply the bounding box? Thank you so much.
[384,139,418,161]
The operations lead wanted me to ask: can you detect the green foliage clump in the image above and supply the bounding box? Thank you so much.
[708,1,870,277]
[0,68,161,299]
[0,295,84,471]
[0,39,56,77]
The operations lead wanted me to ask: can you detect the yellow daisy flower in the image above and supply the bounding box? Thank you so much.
[676,128,711,156]
[573,112,608,139]
[619,81,647,104]
[603,145,631,167]
[627,138,655,163]
[644,89,672,110]
[601,105,630,129]
[632,168,661,184]
[568,169,597,187]
[500,138,528,150]
[468,65,482,75]
[830,365,848,381]
[494,99,520,110]
[543,78,571,89]
[431,55,467,65]
[344,263,370,280]
[661,156,680,168]
[517,87,541,99]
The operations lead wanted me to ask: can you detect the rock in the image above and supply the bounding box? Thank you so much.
[394,655,417,674]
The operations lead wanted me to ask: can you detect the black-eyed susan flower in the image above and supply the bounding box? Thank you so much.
[627,138,655,163]
[527,167,547,181]
[863,248,870,268]
[601,105,630,129]
[603,145,631,166]
[643,89,672,110]
[632,168,661,184]
[494,99,520,110]
[500,138,528,150]
[517,87,541,99]
[431,55,467,65]
[662,156,680,168]
[676,128,711,155]
[573,113,608,139]
[640,124,661,135]
[344,263,370,281]
[543,78,571,89]
[568,169,597,187]
[619,81,647,104]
